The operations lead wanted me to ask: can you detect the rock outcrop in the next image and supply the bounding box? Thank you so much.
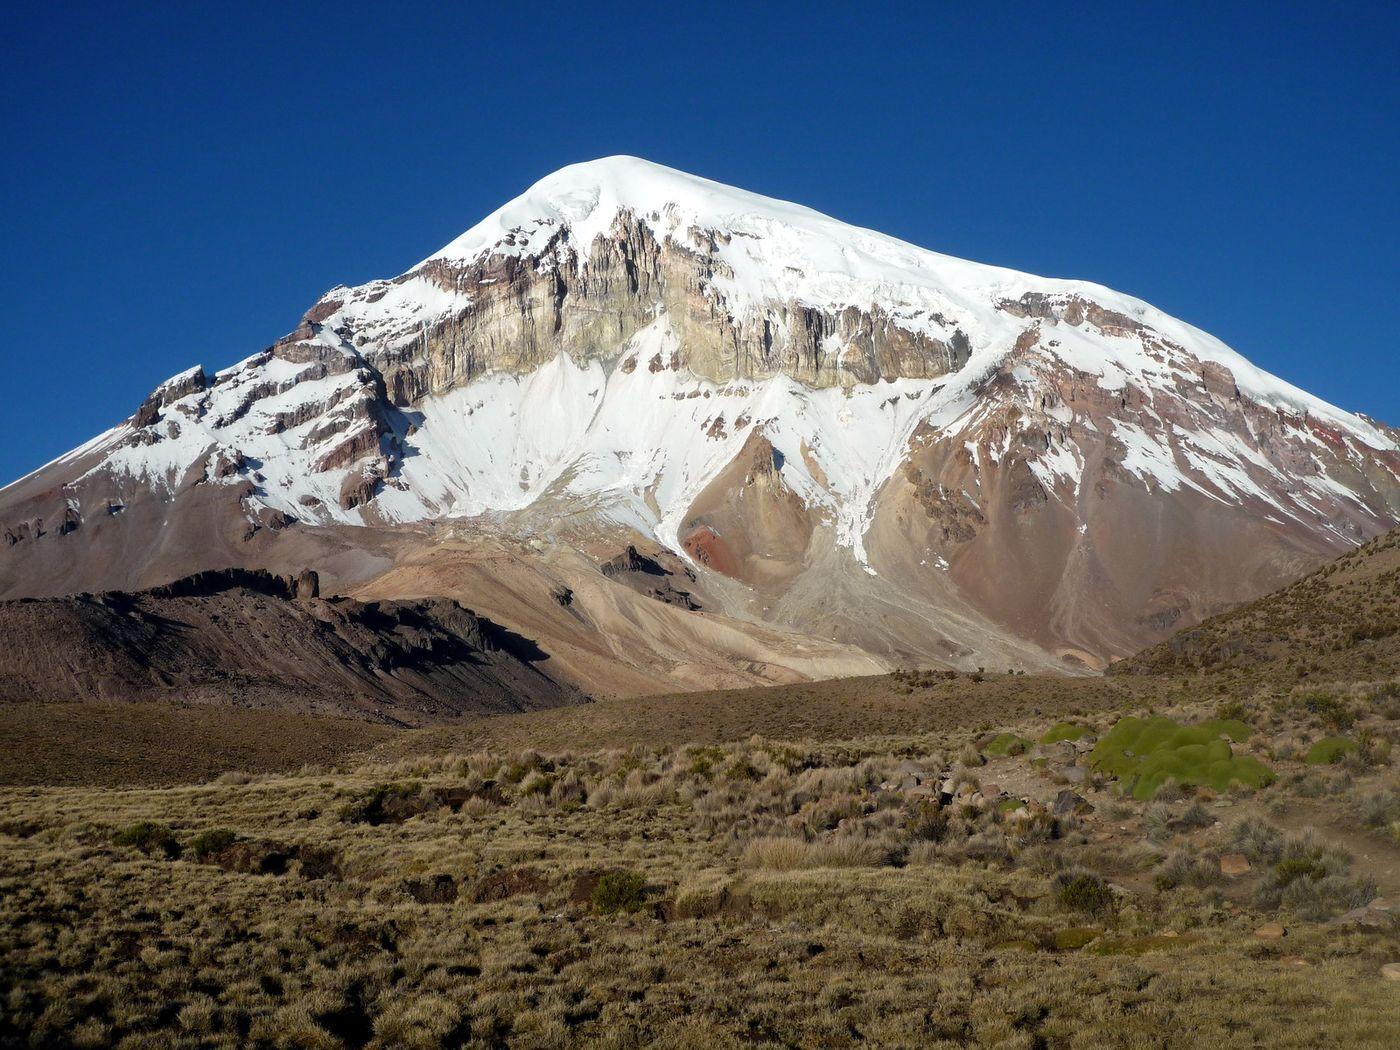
[0,567,584,724]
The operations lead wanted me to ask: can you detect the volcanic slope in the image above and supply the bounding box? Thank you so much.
[3,156,1397,680]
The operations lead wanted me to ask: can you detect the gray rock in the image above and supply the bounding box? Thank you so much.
[1052,789,1088,816]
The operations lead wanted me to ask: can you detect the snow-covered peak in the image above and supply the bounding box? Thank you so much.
[413,156,1390,451]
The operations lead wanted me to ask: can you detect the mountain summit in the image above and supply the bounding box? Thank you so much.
[3,157,1397,686]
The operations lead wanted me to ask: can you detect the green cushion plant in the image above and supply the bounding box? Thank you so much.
[1305,737,1358,766]
[1089,716,1271,800]
[1040,722,1090,744]
[984,732,1030,757]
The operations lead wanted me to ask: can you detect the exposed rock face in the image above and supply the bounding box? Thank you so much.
[1,156,1397,675]
[362,209,973,398]
[0,568,583,724]
[599,545,701,611]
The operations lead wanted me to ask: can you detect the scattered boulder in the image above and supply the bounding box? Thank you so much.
[293,569,320,599]
[600,545,665,578]
[472,867,548,903]
[1052,790,1090,817]
[599,545,702,610]
[402,874,458,904]
[1220,853,1252,877]
[1331,899,1395,930]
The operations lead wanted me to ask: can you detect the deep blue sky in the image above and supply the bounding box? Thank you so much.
[3,3,1397,485]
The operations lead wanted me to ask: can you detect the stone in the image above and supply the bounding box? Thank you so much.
[896,760,924,777]
[1254,923,1287,940]
[1058,765,1088,785]
[293,569,320,600]
[1052,789,1089,816]
[899,775,919,791]
[402,873,458,904]
[1331,901,1396,930]
[1219,853,1251,877]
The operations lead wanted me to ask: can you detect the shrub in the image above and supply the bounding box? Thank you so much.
[1144,804,1176,842]
[519,771,555,797]
[1368,681,1400,720]
[1055,872,1115,916]
[591,871,647,915]
[1253,832,1360,917]
[904,800,948,842]
[741,834,884,870]
[1360,790,1400,829]
[1306,737,1358,766]
[742,836,809,871]
[1295,691,1355,730]
[1216,700,1248,723]
[1278,873,1378,920]
[112,822,182,859]
[724,757,761,781]
[336,782,428,825]
[1180,801,1214,829]
[1153,851,1221,890]
[1225,817,1285,863]
[809,836,886,867]
[190,828,237,859]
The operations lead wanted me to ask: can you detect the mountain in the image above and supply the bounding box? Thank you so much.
[1113,524,1400,679]
[2,156,1397,687]
[0,568,583,724]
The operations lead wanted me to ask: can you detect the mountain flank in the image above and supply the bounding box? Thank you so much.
[3,156,1397,683]
[1113,525,1400,679]
[0,567,583,725]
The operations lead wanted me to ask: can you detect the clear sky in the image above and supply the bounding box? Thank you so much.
[3,2,1397,485]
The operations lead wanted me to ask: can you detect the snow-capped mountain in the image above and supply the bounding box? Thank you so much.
[3,156,1397,682]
